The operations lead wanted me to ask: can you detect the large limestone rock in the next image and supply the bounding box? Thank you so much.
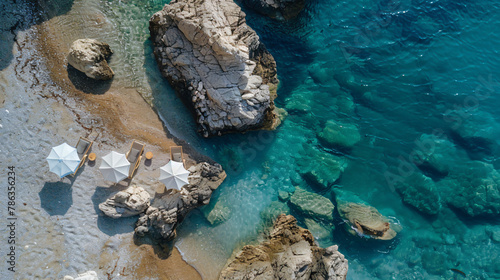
[135,162,226,240]
[336,191,400,240]
[219,214,348,280]
[289,187,335,222]
[150,0,280,137]
[99,185,151,218]
[242,0,306,20]
[67,39,114,80]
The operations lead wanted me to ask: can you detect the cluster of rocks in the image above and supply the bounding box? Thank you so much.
[98,162,226,241]
[241,0,306,20]
[149,0,280,137]
[219,214,348,280]
[67,39,114,80]
[394,132,500,218]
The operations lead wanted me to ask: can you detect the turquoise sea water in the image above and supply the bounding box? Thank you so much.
[4,0,500,278]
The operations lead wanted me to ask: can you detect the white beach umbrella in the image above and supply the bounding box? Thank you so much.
[46,143,81,178]
[99,151,130,183]
[159,161,190,190]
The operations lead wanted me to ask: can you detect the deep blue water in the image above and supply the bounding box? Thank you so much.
[4,0,500,278]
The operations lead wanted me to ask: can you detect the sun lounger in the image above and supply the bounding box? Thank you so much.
[170,146,185,166]
[126,140,145,178]
[73,137,93,175]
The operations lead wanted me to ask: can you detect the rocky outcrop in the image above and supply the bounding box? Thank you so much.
[219,214,348,280]
[149,0,280,137]
[67,39,114,80]
[99,185,151,218]
[242,0,306,20]
[335,191,400,240]
[135,162,226,240]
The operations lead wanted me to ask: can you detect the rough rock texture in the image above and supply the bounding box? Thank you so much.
[318,120,361,149]
[219,214,348,280]
[289,187,335,222]
[438,161,500,217]
[242,0,306,20]
[135,162,226,240]
[99,185,151,218]
[202,200,232,225]
[63,271,99,280]
[336,191,400,240]
[296,144,346,190]
[395,172,441,215]
[150,0,280,137]
[67,39,114,80]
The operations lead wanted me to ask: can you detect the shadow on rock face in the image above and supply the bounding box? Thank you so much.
[0,0,74,70]
[67,64,113,95]
[39,181,74,216]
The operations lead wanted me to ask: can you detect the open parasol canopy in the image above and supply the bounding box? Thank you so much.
[159,161,190,190]
[46,143,81,178]
[99,151,130,183]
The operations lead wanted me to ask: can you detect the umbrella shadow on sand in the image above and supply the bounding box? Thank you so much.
[39,181,75,216]
[91,184,137,236]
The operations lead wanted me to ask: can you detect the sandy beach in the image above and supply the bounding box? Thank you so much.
[0,9,210,279]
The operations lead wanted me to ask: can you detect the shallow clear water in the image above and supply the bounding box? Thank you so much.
[4,0,500,279]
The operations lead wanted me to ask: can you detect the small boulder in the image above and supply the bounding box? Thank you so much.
[202,200,231,225]
[336,191,399,240]
[289,187,335,222]
[318,120,361,149]
[99,185,150,218]
[297,144,346,190]
[67,39,114,80]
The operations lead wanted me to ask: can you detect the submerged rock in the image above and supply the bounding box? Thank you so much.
[297,144,346,190]
[241,0,306,20]
[289,187,335,222]
[149,0,280,137]
[202,200,232,225]
[99,185,151,218]
[395,172,441,215]
[318,120,361,149]
[438,161,500,217]
[413,133,462,175]
[260,200,290,223]
[135,162,226,240]
[336,191,399,240]
[67,39,114,80]
[219,214,348,280]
